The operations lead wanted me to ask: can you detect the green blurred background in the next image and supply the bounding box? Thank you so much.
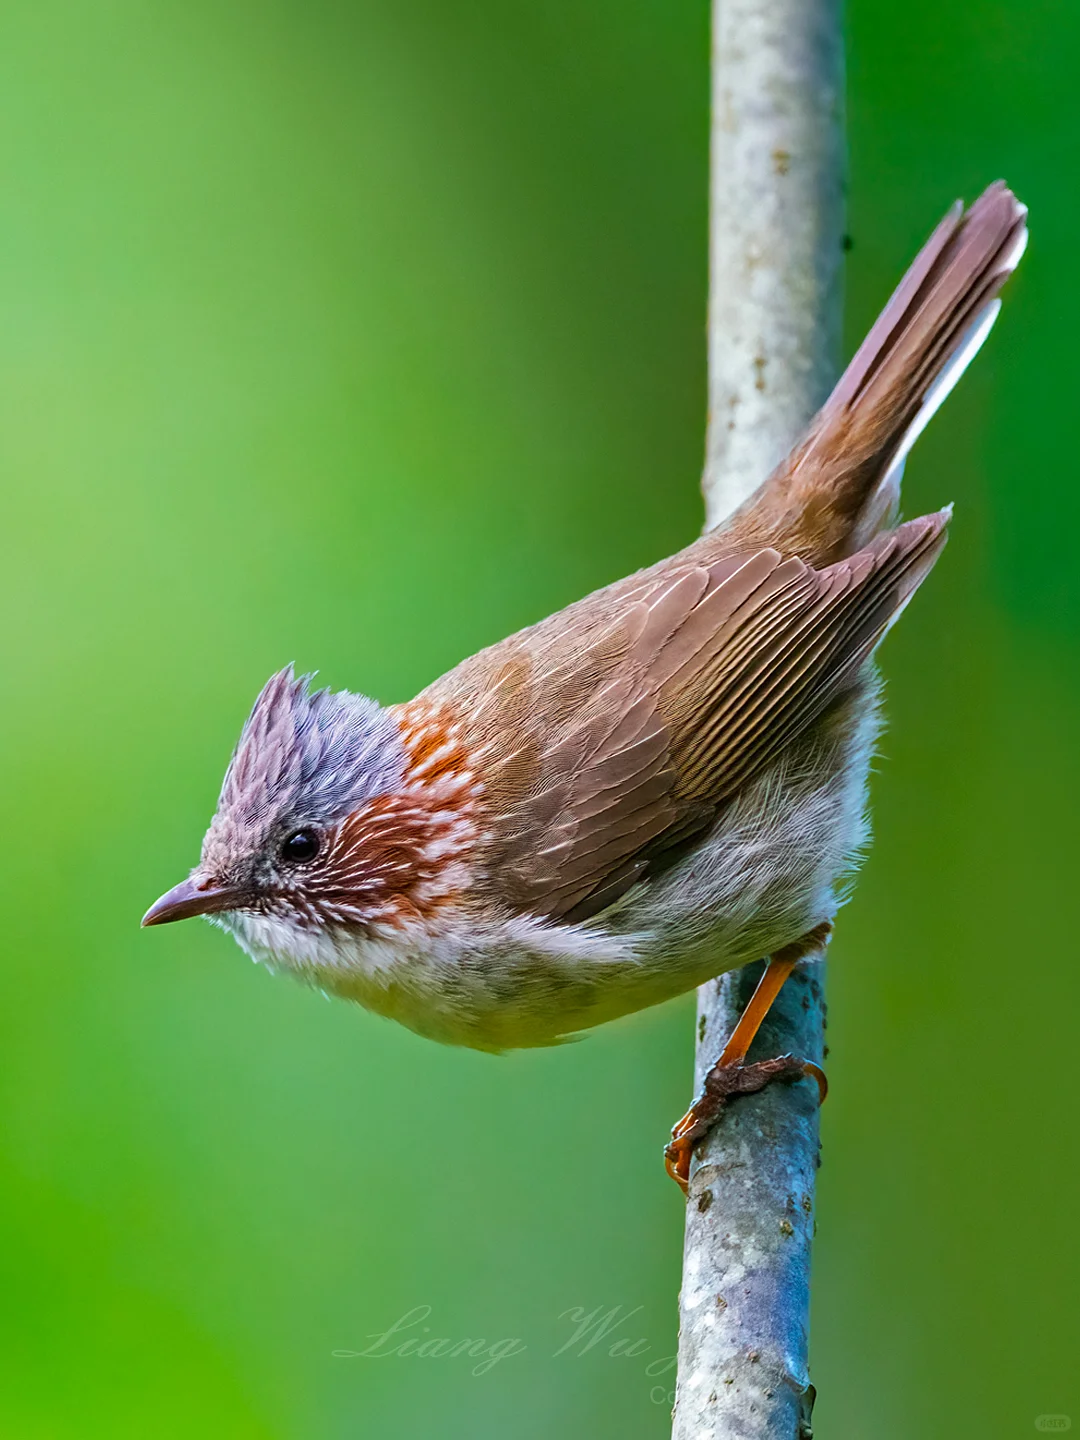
[0,1,1076,1436]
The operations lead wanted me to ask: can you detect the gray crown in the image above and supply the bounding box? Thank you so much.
[218,665,406,830]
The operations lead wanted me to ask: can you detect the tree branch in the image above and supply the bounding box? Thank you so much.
[671,3,844,1438]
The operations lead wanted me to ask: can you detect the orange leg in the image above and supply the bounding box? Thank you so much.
[665,923,831,1193]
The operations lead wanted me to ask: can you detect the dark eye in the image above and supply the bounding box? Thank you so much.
[280,829,321,865]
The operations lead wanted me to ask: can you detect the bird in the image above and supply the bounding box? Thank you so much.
[143,182,1027,1189]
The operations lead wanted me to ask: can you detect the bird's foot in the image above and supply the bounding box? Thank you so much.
[664,1054,827,1193]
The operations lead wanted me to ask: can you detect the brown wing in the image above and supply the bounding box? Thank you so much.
[419,511,948,924]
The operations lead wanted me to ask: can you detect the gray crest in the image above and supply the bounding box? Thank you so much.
[217,665,406,831]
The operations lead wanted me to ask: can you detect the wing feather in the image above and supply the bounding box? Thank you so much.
[417,512,948,922]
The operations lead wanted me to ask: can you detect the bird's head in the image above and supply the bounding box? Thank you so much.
[142,666,475,949]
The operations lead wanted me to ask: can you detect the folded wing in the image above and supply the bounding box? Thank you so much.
[428,511,948,924]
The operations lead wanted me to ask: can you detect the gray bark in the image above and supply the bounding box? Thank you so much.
[702,0,844,532]
[671,2,844,1438]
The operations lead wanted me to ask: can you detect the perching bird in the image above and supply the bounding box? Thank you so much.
[144,183,1026,1188]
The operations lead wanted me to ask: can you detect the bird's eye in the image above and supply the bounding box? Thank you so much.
[280,829,321,865]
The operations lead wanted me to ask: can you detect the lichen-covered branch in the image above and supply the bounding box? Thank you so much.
[671,3,844,1437]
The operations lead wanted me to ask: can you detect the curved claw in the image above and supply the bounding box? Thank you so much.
[664,1136,692,1194]
[664,1054,827,1194]
[801,1059,828,1104]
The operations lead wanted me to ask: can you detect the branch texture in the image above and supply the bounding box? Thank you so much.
[702,0,844,533]
[672,3,844,1437]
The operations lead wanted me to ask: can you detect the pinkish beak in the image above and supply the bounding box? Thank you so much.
[141,876,246,927]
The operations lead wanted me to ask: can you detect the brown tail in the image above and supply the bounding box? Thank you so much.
[725,182,1027,566]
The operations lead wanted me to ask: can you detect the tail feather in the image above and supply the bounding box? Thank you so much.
[725,182,1027,565]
